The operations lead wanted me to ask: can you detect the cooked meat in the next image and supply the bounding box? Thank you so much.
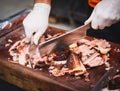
[9,31,63,68]
[9,36,111,78]
[69,38,111,67]
[83,52,100,65]
[49,67,69,77]
[67,52,87,76]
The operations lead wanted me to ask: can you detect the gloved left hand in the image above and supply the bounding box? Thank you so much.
[23,3,51,45]
[85,0,120,30]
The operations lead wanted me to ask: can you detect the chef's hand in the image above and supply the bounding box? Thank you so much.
[23,3,51,45]
[85,0,120,30]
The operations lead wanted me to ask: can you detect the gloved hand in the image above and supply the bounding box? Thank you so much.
[23,3,51,45]
[85,0,120,30]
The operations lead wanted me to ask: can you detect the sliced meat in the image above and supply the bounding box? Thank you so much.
[9,36,111,77]
[83,52,99,65]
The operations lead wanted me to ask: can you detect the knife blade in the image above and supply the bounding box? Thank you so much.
[28,37,37,68]
[38,23,90,57]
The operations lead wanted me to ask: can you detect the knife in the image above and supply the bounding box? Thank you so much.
[91,68,120,91]
[38,23,90,57]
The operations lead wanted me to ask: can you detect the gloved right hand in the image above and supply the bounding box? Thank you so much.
[85,0,120,30]
[23,3,51,45]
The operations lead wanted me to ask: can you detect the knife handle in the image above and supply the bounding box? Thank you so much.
[0,9,30,31]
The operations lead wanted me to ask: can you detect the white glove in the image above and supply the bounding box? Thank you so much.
[23,3,51,45]
[85,0,120,30]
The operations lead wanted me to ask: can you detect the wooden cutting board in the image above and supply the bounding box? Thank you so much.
[0,25,120,91]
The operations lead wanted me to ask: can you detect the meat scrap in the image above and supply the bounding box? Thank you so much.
[9,37,111,78]
[67,53,87,76]
[9,38,31,65]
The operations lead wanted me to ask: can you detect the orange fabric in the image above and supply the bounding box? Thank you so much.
[88,0,101,8]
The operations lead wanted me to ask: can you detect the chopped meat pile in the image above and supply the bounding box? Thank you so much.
[9,36,111,78]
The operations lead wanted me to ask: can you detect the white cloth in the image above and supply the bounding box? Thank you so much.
[23,3,51,45]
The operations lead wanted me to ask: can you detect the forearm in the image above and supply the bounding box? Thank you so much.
[34,0,51,5]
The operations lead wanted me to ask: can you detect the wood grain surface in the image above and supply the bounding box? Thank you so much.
[0,25,120,91]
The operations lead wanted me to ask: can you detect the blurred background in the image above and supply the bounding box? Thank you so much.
[0,0,91,30]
